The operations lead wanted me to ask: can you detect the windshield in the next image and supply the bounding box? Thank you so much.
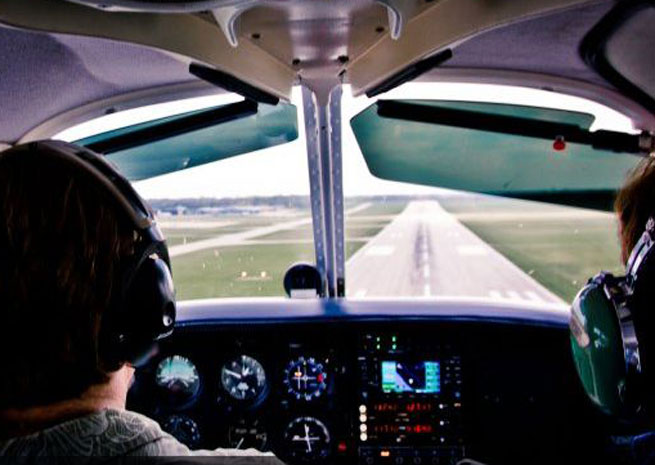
[56,84,635,305]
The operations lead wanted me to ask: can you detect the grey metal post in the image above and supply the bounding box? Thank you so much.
[301,84,344,297]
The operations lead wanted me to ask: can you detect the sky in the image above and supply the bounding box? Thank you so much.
[55,83,636,199]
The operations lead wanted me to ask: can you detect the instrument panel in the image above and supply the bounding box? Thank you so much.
[129,328,346,464]
[127,319,607,465]
[151,349,336,458]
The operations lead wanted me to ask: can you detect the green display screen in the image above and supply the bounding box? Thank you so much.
[381,361,441,394]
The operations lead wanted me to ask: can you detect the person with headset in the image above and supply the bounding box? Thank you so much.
[571,157,655,463]
[0,140,281,461]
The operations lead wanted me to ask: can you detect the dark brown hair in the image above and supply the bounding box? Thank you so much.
[0,148,135,409]
[615,157,655,264]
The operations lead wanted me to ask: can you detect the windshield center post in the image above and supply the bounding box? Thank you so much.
[301,84,345,298]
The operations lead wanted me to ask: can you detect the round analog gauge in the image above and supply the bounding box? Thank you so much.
[221,355,267,402]
[162,415,201,449]
[284,417,331,460]
[155,355,201,404]
[283,356,328,401]
[228,419,268,450]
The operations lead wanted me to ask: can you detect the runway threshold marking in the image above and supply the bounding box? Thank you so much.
[524,291,541,302]
[488,289,546,303]
[506,290,521,300]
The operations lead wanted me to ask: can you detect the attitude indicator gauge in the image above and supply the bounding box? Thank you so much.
[284,416,331,461]
[155,355,201,405]
[284,356,328,401]
[221,355,268,402]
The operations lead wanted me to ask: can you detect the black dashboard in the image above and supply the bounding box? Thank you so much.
[127,299,613,465]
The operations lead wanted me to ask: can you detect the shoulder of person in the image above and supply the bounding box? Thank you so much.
[0,408,164,456]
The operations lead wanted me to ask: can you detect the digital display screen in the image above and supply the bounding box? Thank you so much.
[381,361,440,394]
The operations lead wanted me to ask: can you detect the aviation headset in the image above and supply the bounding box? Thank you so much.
[1,140,176,370]
[571,216,655,421]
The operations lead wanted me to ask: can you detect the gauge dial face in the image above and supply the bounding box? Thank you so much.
[162,415,200,448]
[284,417,331,460]
[228,419,268,451]
[284,356,328,401]
[221,355,267,401]
[155,355,201,403]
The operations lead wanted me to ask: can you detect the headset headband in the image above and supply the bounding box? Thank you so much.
[627,217,655,281]
[2,140,154,231]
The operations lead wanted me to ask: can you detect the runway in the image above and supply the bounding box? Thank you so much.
[346,200,564,305]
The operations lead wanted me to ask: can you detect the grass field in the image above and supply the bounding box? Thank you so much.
[161,201,403,300]
[170,240,369,299]
[170,243,315,299]
[438,194,623,302]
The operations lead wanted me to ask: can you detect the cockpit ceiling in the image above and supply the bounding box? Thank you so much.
[0,0,633,143]
[437,1,614,89]
[0,27,200,144]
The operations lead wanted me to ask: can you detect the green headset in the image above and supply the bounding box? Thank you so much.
[2,140,176,370]
[571,216,655,421]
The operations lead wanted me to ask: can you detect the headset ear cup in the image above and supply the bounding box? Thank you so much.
[120,255,176,367]
[570,277,631,417]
